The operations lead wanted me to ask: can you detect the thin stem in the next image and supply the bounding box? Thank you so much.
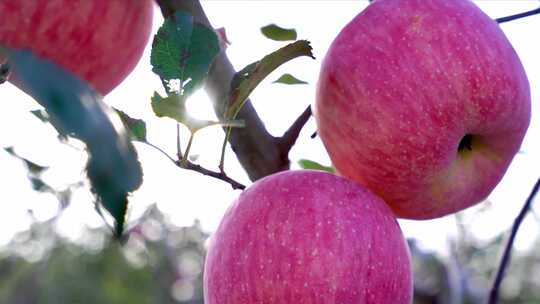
[184,161,245,190]
[219,128,231,172]
[142,140,178,165]
[496,7,540,24]
[139,140,246,190]
[181,133,194,166]
[488,177,540,304]
[176,123,182,160]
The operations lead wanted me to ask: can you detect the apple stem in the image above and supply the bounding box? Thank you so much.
[488,177,540,304]
[496,7,540,24]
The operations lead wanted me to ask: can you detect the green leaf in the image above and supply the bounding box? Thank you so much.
[298,159,335,173]
[4,147,49,175]
[4,146,52,193]
[29,176,53,192]
[226,40,315,119]
[185,24,220,93]
[30,109,50,123]
[3,146,14,154]
[151,92,188,123]
[261,24,297,41]
[273,73,308,85]
[152,92,244,133]
[230,62,259,89]
[151,11,220,96]
[151,11,193,82]
[30,109,67,139]
[5,48,143,237]
[114,109,147,142]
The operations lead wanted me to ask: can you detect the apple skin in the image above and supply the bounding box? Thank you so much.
[204,170,412,304]
[315,0,531,219]
[0,0,153,95]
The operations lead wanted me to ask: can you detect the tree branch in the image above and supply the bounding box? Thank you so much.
[496,7,540,24]
[184,161,245,190]
[488,177,540,304]
[278,106,312,152]
[140,140,246,190]
[155,0,292,181]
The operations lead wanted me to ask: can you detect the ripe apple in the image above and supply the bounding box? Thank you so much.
[0,0,154,95]
[315,0,531,219]
[204,170,412,303]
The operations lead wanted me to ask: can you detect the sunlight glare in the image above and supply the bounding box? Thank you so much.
[185,89,218,121]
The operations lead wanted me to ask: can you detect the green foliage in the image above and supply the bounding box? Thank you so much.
[28,176,53,192]
[410,231,540,304]
[29,108,67,139]
[0,206,207,304]
[30,109,50,123]
[4,147,56,193]
[115,109,147,142]
[261,24,297,41]
[151,11,220,96]
[151,92,243,133]
[273,73,308,85]
[226,40,314,119]
[297,159,335,173]
[3,148,78,209]
[149,10,230,163]
[4,147,48,175]
[2,209,540,304]
[4,48,143,236]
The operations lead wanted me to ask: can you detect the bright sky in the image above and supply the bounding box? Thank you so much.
[0,1,538,255]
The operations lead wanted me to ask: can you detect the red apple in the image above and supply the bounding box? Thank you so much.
[204,170,412,303]
[0,0,153,95]
[315,0,531,219]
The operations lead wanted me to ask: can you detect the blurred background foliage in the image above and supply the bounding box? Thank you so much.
[0,205,206,304]
[0,202,539,303]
